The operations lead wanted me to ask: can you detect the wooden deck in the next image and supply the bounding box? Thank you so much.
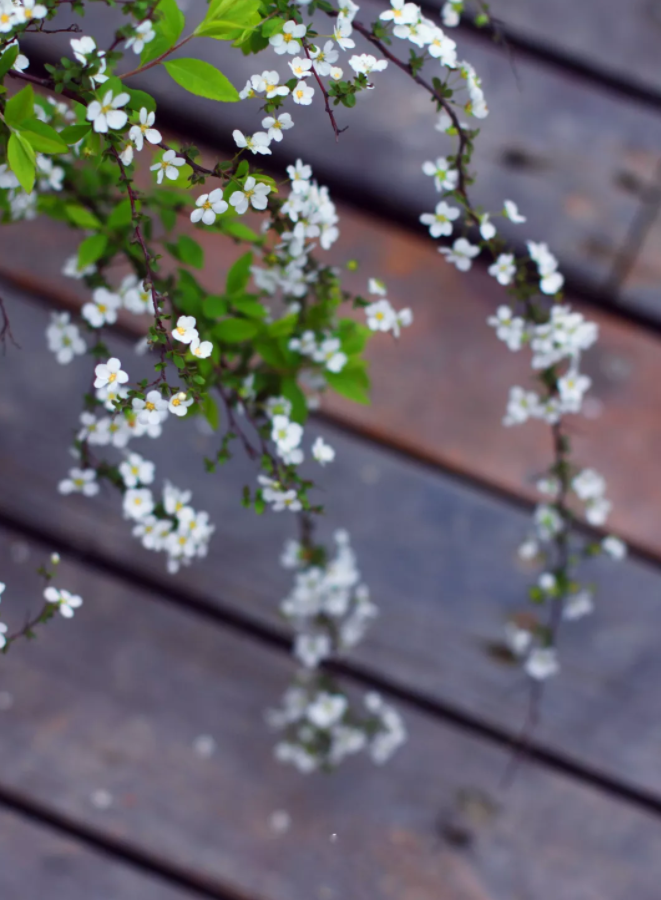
[3,4,661,897]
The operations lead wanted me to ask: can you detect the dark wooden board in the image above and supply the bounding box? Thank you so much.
[20,0,661,316]
[1,524,661,900]
[4,285,661,807]
[0,807,199,900]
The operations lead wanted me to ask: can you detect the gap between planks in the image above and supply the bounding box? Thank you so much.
[3,503,661,826]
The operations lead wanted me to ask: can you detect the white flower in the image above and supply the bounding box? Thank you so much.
[86,90,130,133]
[270,20,306,55]
[125,19,155,55]
[62,255,96,280]
[58,467,99,497]
[349,54,388,76]
[46,312,86,364]
[172,315,198,344]
[132,390,168,425]
[439,237,480,272]
[504,199,526,223]
[190,336,213,358]
[479,214,496,240]
[168,391,194,417]
[538,572,556,593]
[239,80,257,99]
[585,497,612,527]
[441,0,462,27]
[503,386,541,426]
[119,452,155,488]
[292,80,314,105]
[0,1,16,31]
[365,299,396,332]
[94,357,129,389]
[123,279,152,314]
[12,0,47,24]
[129,107,161,151]
[422,156,458,191]
[379,0,419,25]
[504,622,532,656]
[44,586,83,618]
[534,504,563,540]
[0,622,6,650]
[488,253,516,286]
[229,177,271,215]
[518,538,539,560]
[558,370,591,411]
[287,159,312,192]
[272,489,303,512]
[333,16,355,51]
[295,632,331,667]
[262,112,293,142]
[123,488,155,520]
[487,307,525,351]
[329,65,343,80]
[315,337,347,372]
[190,188,228,225]
[70,36,108,85]
[82,288,121,328]
[307,692,348,729]
[289,56,313,79]
[312,436,335,465]
[368,278,387,296]
[232,129,272,155]
[419,200,460,238]
[525,647,559,680]
[428,28,457,67]
[118,143,134,165]
[272,415,303,453]
[540,271,564,295]
[252,70,290,98]
[337,0,359,22]
[602,536,627,560]
[150,149,185,184]
[563,589,594,621]
[308,40,338,76]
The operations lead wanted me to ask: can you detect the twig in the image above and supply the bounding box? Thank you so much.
[302,41,347,142]
[0,294,19,351]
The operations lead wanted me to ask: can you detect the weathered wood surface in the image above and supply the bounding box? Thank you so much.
[3,195,661,558]
[21,0,661,315]
[4,286,661,805]
[470,0,661,96]
[0,807,198,900]
[1,524,661,900]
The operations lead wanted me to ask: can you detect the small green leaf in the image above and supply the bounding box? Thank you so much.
[325,361,370,404]
[221,218,261,242]
[107,198,133,229]
[267,314,297,337]
[172,354,186,369]
[65,204,102,229]
[166,234,204,269]
[231,297,266,318]
[261,16,285,37]
[203,294,228,318]
[18,119,68,155]
[141,0,185,64]
[164,58,240,102]
[59,123,92,144]
[280,376,308,423]
[78,234,108,268]
[226,251,253,293]
[203,395,220,430]
[214,318,261,342]
[0,45,19,80]
[5,84,34,128]
[7,132,36,194]
[126,89,157,114]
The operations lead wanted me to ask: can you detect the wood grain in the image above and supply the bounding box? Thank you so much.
[3,288,661,806]
[1,525,661,900]
[0,807,199,900]
[19,0,661,313]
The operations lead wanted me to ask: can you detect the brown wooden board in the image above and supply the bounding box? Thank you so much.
[3,286,661,807]
[19,0,661,315]
[3,194,661,558]
[1,524,661,899]
[0,807,201,900]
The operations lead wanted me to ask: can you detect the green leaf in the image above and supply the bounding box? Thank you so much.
[166,234,204,269]
[254,338,291,369]
[214,318,261,343]
[261,16,285,37]
[7,132,36,194]
[5,84,34,128]
[196,0,261,39]
[18,119,68,155]
[325,361,370,404]
[221,218,261,242]
[0,45,19,80]
[172,354,186,369]
[78,233,108,268]
[226,251,253,294]
[280,376,308,423]
[107,198,133,229]
[203,395,220,430]
[267,314,297,338]
[338,319,371,356]
[65,204,102,229]
[203,294,228,318]
[59,123,92,144]
[231,297,266,318]
[141,0,185,64]
[126,89,157,114]
[163,58,239,102]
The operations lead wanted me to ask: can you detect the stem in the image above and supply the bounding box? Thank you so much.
[120,33,194,80]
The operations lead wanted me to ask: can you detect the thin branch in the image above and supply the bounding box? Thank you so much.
[302,41,347,142]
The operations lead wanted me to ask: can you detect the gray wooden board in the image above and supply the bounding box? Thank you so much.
[0,807,201,900]
[4,284,661,804]
[1,524,661,900]
[472,0,661,96]
[20,0,661,316]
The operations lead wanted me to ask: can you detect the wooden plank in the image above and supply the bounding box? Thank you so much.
[3,192,661,559]
[1,524,661,900]
[468,0,661,96]
[20,0,661,313]
[3,285,661,806]
[0,807,200,900]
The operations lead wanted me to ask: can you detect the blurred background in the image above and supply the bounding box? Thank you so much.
[2,1,661,897]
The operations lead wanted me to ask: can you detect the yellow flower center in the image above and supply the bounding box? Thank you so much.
[172,397,181,407]
[98,304,107,313]
[283,32,292,42]
[295,89,304,100]
[175,326,186,336]
[101,103,112,115]
[244,189,254,200]
[145,401,155,411]
[108,372,117,383]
